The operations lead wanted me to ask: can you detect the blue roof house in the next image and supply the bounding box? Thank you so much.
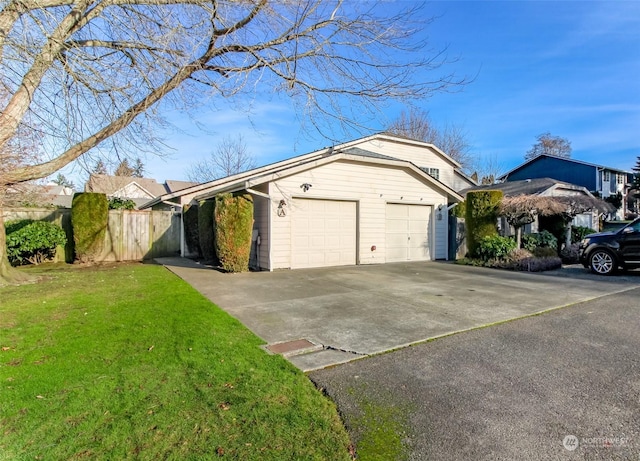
[499,155,633,220]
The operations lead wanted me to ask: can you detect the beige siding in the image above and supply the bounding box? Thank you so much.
[268,159,448,269]
[353,138,458,190]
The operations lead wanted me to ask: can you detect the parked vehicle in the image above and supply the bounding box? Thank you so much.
[579,218,640,275]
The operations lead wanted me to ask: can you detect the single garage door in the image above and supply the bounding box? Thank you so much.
[291,199,357,268]
[386,204,432,262]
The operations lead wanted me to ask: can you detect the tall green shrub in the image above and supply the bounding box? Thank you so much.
[183,204,201,257]
[214,192,254,273]
[465,190,503,258]
[198,200,216,262]
[71,193,108,263]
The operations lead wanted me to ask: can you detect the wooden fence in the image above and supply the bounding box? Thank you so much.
[3,208,181,262]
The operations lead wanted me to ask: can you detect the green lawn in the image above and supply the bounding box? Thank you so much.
[0,263,351,460]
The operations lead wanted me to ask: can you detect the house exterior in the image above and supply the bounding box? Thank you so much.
[464,177,610,232]
[3,183,75,208]
[142,133,475,270]
[85,175,197,209]
[498,155,632,219]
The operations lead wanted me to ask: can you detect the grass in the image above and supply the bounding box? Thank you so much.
[345,385,410,461]
[0,263,351,460]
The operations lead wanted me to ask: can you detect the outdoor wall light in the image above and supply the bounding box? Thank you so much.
[300,183,312,192]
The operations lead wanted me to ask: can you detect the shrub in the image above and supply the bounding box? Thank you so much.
[532,246,558,258]
[502,256,562,272]
[183,204,201,257]
[108,197,136,210]
[5,219,67,266]
[560,243,580,264]
[521,230,558,252]
[476,234,517,262]
[571,226,596,243]
[214,192,254,273]
[465,190,503,258]
[198,200,216,263]
[71,193,108,263]
[452,200,466,218]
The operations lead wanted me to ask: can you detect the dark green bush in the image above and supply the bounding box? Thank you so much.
[538,215,566,250]
[521,230,558,252]
[476,234,517,262]
[571,226,597,243]
[108,197,136,210]
[5,219,67,266]
[452,200,466,218]
[465,190,503,258]
[214,192,254,273]
[198,200,216,263]
[183,204,201,257]
[71,193,108,263]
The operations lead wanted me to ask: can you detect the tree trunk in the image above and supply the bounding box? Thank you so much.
[565,223,572,248]
[0,205,33,286]
[516,226,522,249]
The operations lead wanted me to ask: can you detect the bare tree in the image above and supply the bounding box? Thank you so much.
[388,108,474,169]
[0,0,465,283]
[525,132,572,161]
[470,153,505,185]
[187,135,256,183]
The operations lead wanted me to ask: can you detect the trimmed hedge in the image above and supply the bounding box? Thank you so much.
[214,192,254,273]
[198,200,216,263]
[465,190,503,258]
[71,193,108,263]
[5,219,67,266]
[183,204,201,257]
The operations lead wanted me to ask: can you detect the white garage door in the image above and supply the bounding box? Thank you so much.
[386,204,432,262]
[291,199,357,269]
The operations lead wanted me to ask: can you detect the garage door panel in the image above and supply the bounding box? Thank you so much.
[386,204,431,262]
[292,199,356,269]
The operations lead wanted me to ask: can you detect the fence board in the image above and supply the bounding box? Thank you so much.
[3,208,180,262]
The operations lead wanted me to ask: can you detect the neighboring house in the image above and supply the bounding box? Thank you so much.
[142,133,476,270]
[85,175,197,209]
[464,177,609,233]
[3,183,75,208]
[498,155,632,219]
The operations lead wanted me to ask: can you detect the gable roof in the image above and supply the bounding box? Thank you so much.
[192,147,463,203]
[499,154,631,181]
[165,180,199,193]
[85,174,167,198]
[463,177,594,197]
[141,133,468,209]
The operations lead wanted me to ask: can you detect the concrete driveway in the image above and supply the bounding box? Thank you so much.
[156,258,639,371]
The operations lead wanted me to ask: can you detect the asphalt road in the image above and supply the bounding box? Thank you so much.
[309,287,640,460]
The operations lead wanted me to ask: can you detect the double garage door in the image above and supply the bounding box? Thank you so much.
[291,199,432,269]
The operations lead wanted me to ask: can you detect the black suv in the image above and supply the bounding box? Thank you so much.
[579,218,640,275]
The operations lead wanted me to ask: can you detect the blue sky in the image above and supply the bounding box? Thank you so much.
[69,1,640,184]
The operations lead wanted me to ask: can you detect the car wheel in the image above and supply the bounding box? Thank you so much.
[589,249,616,275]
